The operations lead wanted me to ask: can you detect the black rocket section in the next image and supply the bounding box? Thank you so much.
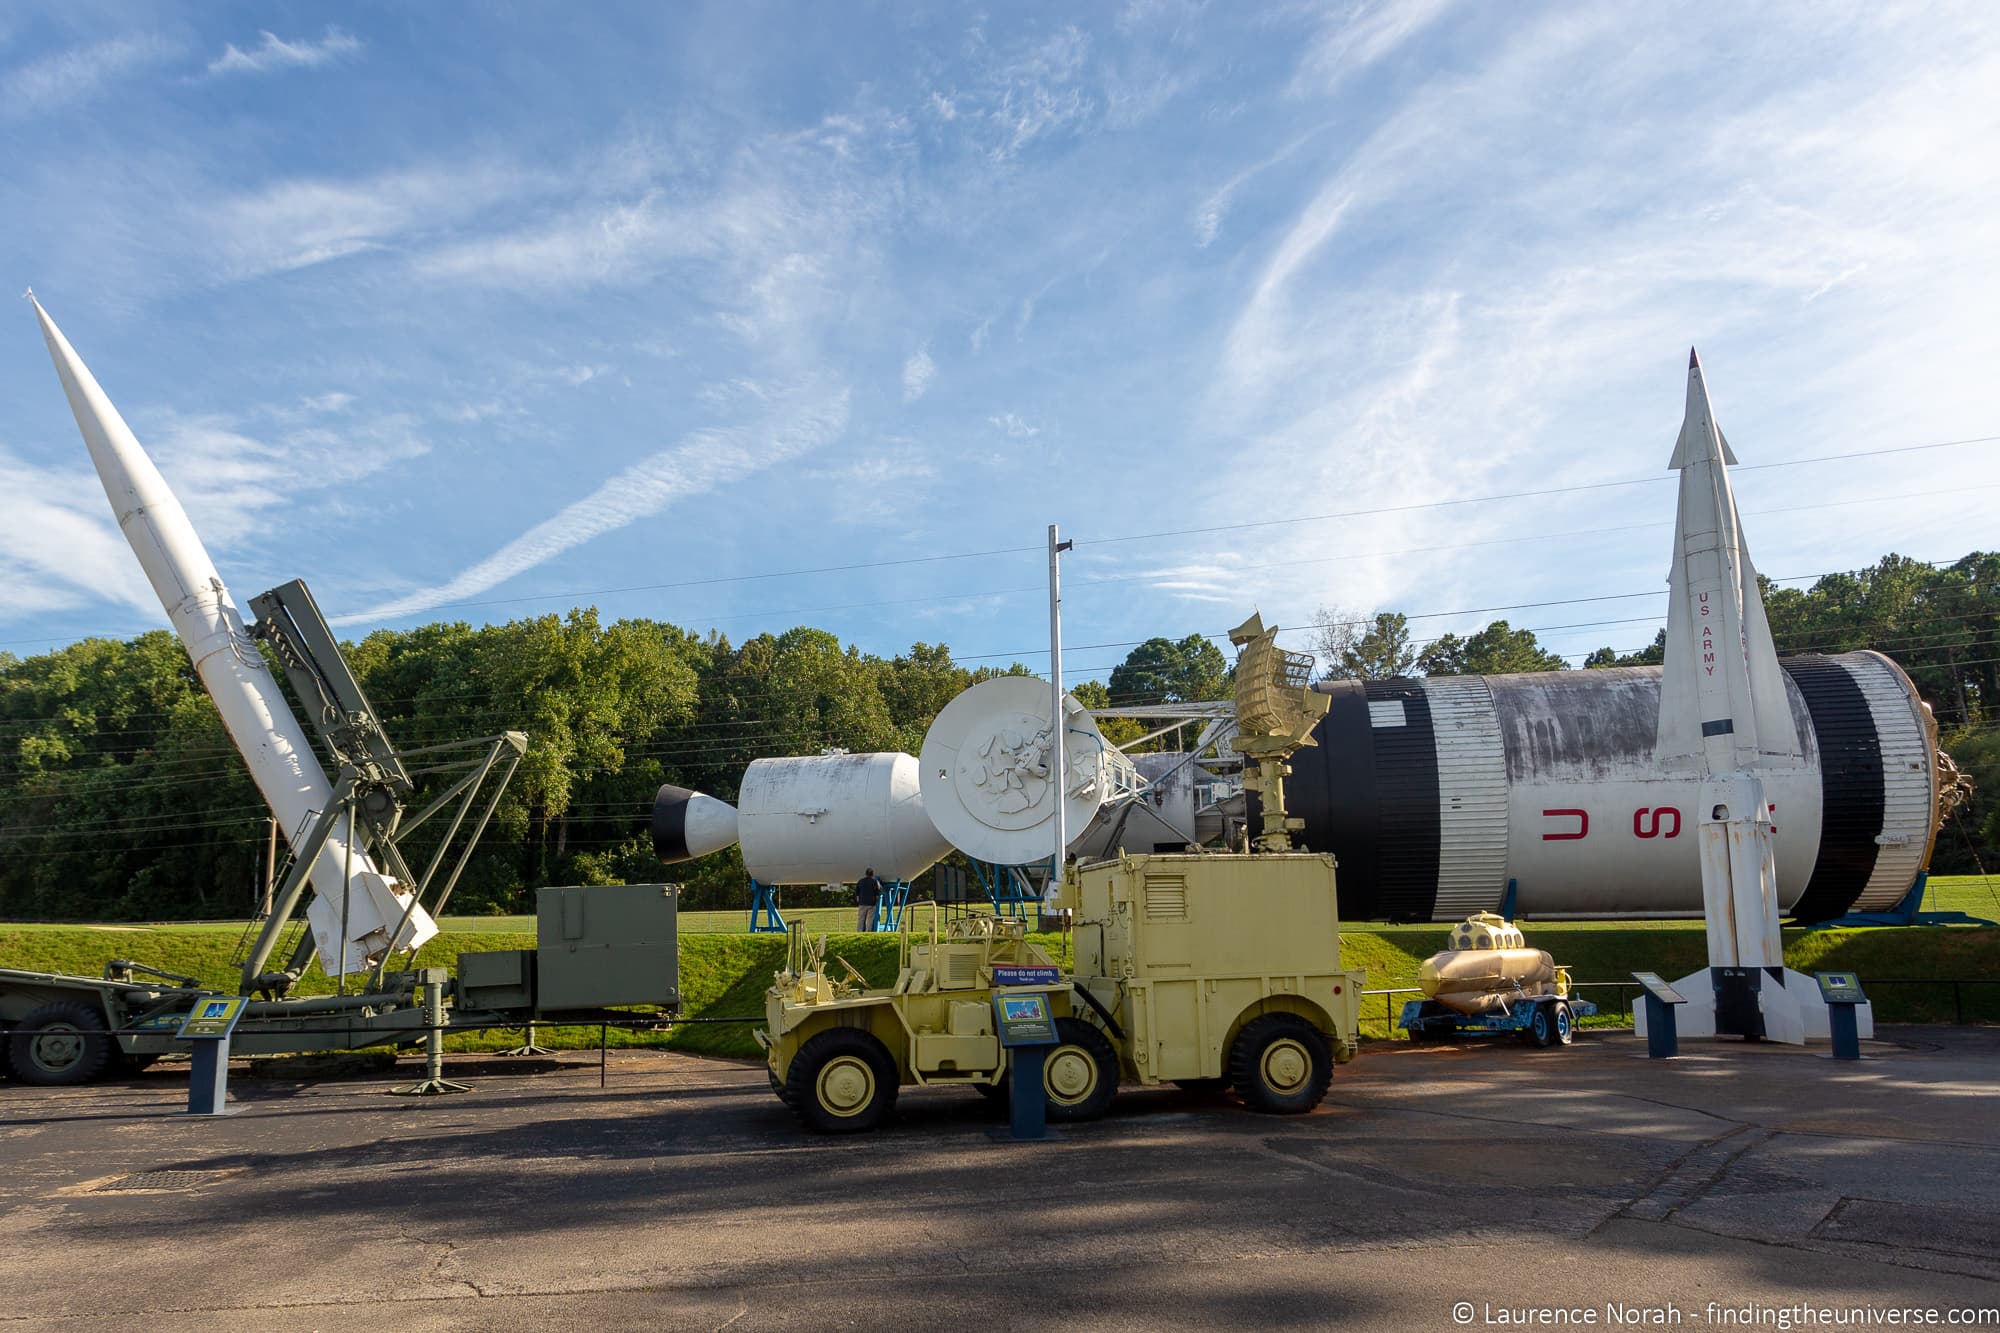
[1265,678,1441,922]
[1780,657,1886,923]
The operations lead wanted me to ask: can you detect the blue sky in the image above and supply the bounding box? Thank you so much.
[4,2,1997,684]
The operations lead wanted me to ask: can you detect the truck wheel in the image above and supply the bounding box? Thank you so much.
[785,1029,898,1133]
[1229,1014,1332,1114]
[1552,1001,1575,1047]
[1043,1017,1118,1122]
[9,1001,115,1086]
[1525,1003,1557,1048]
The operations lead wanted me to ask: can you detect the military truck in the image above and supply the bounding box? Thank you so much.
[760,854,1363,1133]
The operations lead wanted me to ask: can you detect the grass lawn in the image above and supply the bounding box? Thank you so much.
[5,913,1995,1060]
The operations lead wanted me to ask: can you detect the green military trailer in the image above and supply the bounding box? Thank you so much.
[0,883,682,1086]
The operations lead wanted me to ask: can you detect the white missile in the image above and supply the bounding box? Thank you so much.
[30,296,435,976]
[1639,349,1866,1044]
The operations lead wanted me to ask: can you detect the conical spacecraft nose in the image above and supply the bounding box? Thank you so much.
[651,784,741,863]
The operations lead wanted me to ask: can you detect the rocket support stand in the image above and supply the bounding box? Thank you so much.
[501,1022,555,1058]
[391,975,471,1096]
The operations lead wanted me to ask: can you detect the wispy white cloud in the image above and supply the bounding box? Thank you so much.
[208,27,362,77]
[1289,0,1453,97]
[147,409,430,546]
[901,347,936,401]
[207,164,533,279]
[988,412,1041,438]
[339,388,851,624]
[0,447,158,619]
[925,24,1099,161]
[1,34,174,118]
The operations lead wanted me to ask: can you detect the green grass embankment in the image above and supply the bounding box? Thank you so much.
[4,921,1996,1061]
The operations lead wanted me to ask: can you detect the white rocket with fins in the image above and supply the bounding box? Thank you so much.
[1639,349,1868,1044]
[30,296,436,976]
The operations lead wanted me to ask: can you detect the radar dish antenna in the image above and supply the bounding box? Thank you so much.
[1229,612,1330,852]
[918,675,1140,867]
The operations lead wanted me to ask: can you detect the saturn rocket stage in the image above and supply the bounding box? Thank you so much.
[31,297,435,975]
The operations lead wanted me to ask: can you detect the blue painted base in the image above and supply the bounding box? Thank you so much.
[185,1038,240,1115]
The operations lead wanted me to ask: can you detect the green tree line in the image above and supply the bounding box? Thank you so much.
[0,615,1026,921]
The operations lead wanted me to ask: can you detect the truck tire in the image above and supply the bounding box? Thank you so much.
[9,1001,115,1086]
[1229,1014,1332,1114]
[1524,1002,1557,1048]
[1042,1017,1118,1122]
[785,1029,898,1133]
[1552,1001,1575,1047]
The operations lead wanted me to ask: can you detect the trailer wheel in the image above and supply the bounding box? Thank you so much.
[1525,1003,1557,1048]
[9,1001,115,1086]
[1552,1001,1575,1047]
[1042,1017,1118,1122]
[785,1029,897,1133]
[1229,1014,1332,1114]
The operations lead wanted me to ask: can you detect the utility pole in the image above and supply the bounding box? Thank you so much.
[1047,524,1073,906]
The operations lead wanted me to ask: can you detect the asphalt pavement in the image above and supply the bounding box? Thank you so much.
[2,1027,1997,1331]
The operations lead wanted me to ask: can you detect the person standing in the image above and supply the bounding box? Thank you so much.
[856,868,883,933]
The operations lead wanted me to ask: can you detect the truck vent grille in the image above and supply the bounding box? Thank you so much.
[1144,877,1188,920]
[946,952,979,986]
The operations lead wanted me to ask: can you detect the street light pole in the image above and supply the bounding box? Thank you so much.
[1047,524,1073,905]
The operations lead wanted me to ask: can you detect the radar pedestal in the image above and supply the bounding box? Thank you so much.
[1228,614,1330,852]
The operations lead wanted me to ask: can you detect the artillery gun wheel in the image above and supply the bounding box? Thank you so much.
[1041,1017,1118,1122]
[786,1029,897,1133]
[9,1001,114,1086]
[1229,1014,1332,1114]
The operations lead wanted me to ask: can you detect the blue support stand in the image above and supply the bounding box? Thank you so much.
[1003,1046,1050,1141]
[1828,1003,1861,1060]
[186,1036,235,1115]
[748,881,786,934]
[971,859,1049,918]
[873,881,911,931]
[1642,994,1680,1059]
[176,995,249,1116]
[1633,972,1685,1059]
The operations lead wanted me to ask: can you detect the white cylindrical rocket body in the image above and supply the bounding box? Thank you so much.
[1272,653,1939,923]
[32,299,432,974]
[736,752,952,886]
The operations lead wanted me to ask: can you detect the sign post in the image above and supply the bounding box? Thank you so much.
[1814,972,1866,1060]
[175,996,250,1115]
[991,990,1062,1142]
[1632,972,1686,1059]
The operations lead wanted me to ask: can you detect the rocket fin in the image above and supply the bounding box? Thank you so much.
[1736,541,1803,762]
